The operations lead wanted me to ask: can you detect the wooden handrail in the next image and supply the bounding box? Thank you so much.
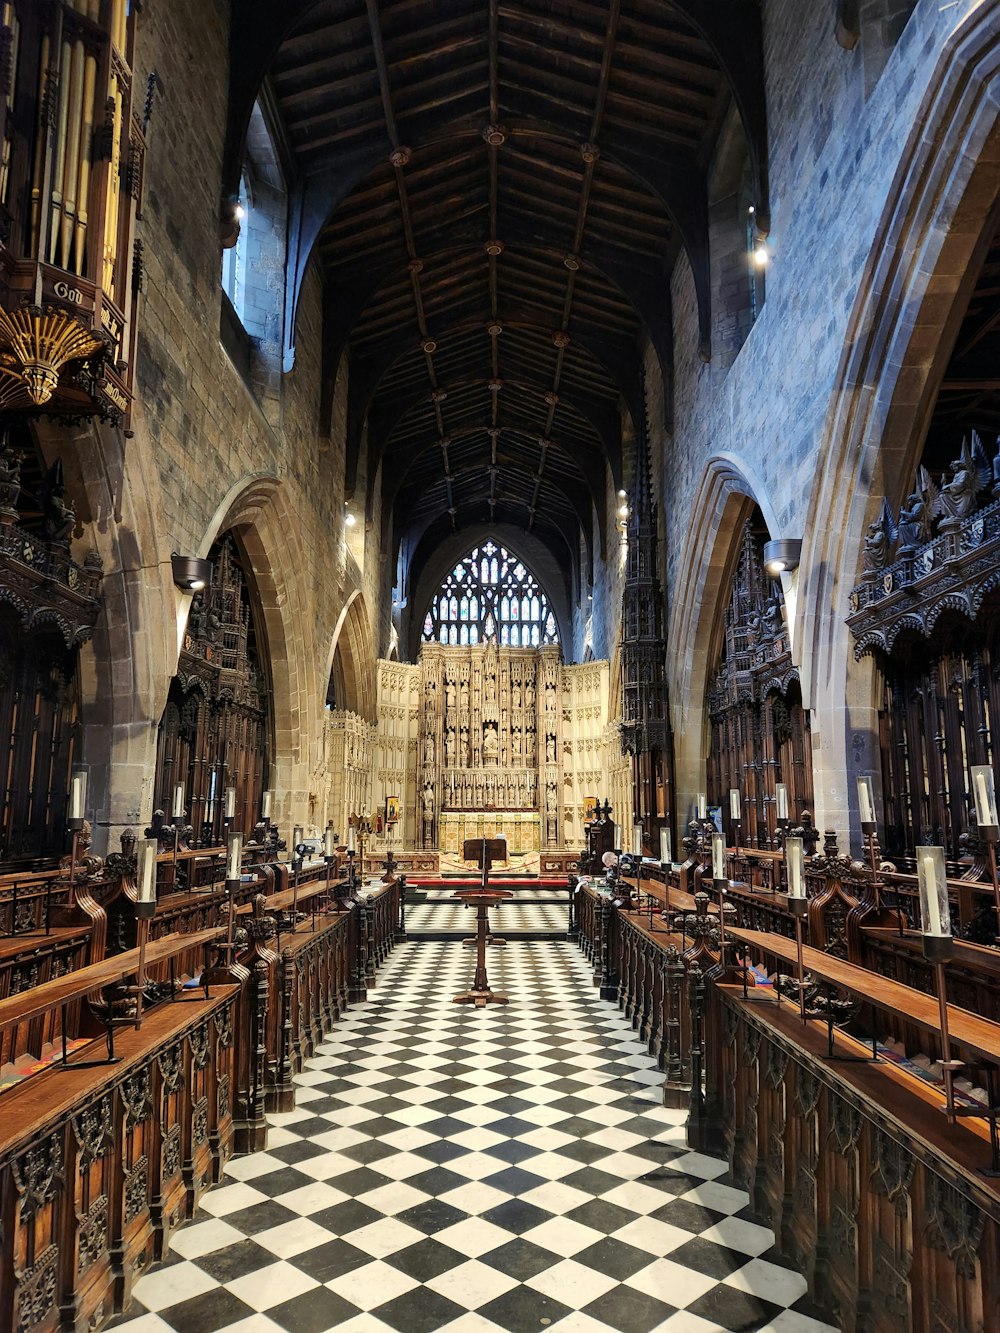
[0,926,223,1032]
[731,925,1000,1064]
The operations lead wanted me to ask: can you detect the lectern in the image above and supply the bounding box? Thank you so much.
[453,837,513,1008]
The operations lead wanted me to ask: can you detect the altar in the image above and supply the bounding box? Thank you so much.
[439,811,540,856]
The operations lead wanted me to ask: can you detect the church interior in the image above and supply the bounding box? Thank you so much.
[2,1,1000,1330]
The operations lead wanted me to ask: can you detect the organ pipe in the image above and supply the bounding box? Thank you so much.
[1,0,144,423]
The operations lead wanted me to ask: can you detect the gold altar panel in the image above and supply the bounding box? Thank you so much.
[439,811,540,856]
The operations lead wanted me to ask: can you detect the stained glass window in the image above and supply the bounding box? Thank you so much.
[422,541,559,646]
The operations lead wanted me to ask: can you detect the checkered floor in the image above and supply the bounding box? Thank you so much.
[406,893,568,937]
[110,942,837,1333]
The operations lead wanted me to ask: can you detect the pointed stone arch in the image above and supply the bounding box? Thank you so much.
[325,590,377,724]
[799,4,1000,837]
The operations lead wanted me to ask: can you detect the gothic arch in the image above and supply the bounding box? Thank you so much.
[667,453,778,818]
[800,3,1000,836]
[326,590,377,724]
[198,475,318,788]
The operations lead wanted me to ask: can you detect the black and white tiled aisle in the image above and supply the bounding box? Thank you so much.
[109,943,838,1333]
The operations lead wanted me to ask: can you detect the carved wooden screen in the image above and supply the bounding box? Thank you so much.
[0,609,78,863]
[847,433,1000,865]
[154,533,271,841]
[873,616,999,861]
[0,427,99,866]
[707,516,814,844]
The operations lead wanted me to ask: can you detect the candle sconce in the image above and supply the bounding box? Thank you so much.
[970,765,1000,947]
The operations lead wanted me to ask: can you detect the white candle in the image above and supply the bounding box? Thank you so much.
[857,775,876,826]
[262,789,272,819]
[712,832,726,881]
[324,824,335,858]
[697,793,707,821]
[632,823,643,857]
[293,825,303,853]
[70,769,87,820]
[224,786,236,819]
[729,789,741,821]
[613,823,623,850]
[971,766,998,827]
[785,836,805,899]
[227,832,243,881]
[775,783,789,821]
[916,844,950,937]
[659,827,672,865]
[348,825,357,853]
[172,782,185,819]
[138,837,157,904]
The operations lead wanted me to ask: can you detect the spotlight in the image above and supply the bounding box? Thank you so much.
[617,503,629,520]
[754,243,769,267]
[171,553,213,592]
[234,201,246,222]
[617,489,627,500]
[345,511,357,528]
[763,538,802,576]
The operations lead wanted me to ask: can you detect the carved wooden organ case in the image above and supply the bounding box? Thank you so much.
[418,641,562,841]
[0,422,101,864]
[707,516,813,844]
[155,534,271,843]
[0,0,143,425]
[848,431,1000,867]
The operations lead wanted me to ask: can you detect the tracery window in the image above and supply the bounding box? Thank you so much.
[422,541,558,647]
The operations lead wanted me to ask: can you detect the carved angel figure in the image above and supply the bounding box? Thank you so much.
[896,466,937,549]
[935,433,991,520]
[863,498,894,572]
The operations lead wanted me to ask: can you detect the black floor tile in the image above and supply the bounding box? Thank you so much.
[686,1282,783,1331]
[478,1284,572,1332]
[482,1198,555,1235]
[267,1285,362,1333]
[372,1285,466,1332]
[385,1237,468,1282]
[159,1288,253,1332]
[582,1284,676,1332]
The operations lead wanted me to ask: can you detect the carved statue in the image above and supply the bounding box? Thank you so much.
[424,733,435,766]
[483,724,499,762]
[935,434,991,521]
[512,682,521,711]
[545,780,558,844]
[864,509,890,573]
[445,727,456,766]
[762,598,781,642]
[445,678,456,710]
[546,733,556,763]
[0,445,21,521]
[526,678,535,710]
[38,460,75,545]
[484,668,497,710]
[460,678,469,710]
[897,468,935,549]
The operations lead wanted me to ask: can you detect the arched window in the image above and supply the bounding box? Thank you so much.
[422,541,558,646]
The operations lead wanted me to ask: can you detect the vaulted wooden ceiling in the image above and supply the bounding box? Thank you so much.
[225,0,768,585]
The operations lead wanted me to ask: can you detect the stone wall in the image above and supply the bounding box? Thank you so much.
[66,0,382,849]
[662,0,1000,841]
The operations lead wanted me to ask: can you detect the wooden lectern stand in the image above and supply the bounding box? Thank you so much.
[453,837,513,1008]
